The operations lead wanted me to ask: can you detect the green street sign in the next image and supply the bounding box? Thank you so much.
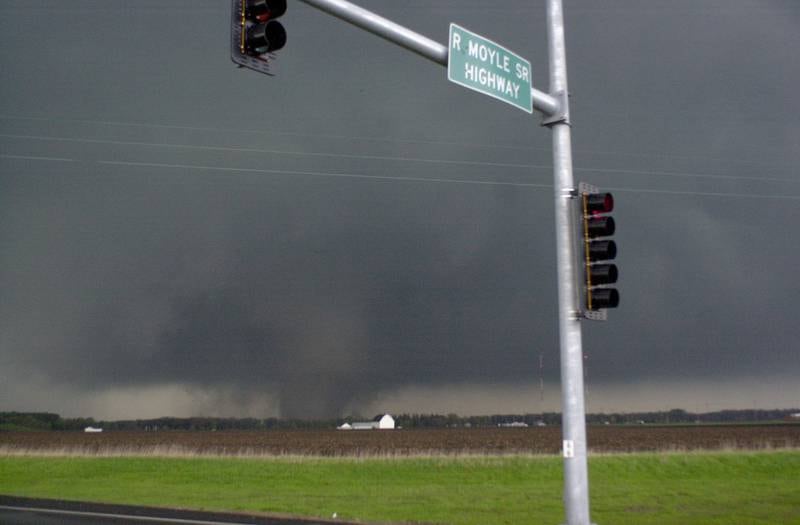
[447,23,533,114]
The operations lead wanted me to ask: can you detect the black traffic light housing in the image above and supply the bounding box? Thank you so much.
[578,183,619,319]
[231,0,287,75]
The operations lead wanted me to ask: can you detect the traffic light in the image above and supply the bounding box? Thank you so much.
[578,184,619,318]
[231,0,287,75]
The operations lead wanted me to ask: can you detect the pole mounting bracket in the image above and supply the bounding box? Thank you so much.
[542,90,570,127]
[569,310,584,321]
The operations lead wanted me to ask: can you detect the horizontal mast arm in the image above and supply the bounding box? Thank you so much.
[296,0,558,116]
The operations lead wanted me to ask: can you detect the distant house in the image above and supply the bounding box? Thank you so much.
[498,421,528,428]
[338,414,395,430]
[376,414,395,429]
[84,426,103,433]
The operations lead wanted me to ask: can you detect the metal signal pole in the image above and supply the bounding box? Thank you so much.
[277,1,593,523]
[544,1,593,523]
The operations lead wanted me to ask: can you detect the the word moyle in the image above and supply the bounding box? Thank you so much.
[469,41,511,72]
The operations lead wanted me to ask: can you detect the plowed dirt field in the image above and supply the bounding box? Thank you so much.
[2,425,798,456]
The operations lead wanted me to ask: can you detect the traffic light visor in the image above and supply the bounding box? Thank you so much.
[588,239,616,261]
[246,20,286,53]
[589,288,619,310]
[586,216,615,238]
[589,263,618,285]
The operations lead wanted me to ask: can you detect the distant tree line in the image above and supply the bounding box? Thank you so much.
[100,417,343,432]
[0,412,99,432]
[395,413,562,428]
[1,408,797,432]
[395,409,800,428]
[0,412,343,432]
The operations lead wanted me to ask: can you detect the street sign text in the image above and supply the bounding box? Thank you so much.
[447,23,533,113]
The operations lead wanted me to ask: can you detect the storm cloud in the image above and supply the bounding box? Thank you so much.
[1,0,798,418]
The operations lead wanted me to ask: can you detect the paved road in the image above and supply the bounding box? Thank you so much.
[0,496,353,525]
[0,506,169,524]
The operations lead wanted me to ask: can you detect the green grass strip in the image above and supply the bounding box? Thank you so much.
[1,451,799,524]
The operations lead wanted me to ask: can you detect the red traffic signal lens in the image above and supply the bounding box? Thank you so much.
[246,0,287,21]
[585,193,614,214]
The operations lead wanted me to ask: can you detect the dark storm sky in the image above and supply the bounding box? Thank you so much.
[1,0,798,418]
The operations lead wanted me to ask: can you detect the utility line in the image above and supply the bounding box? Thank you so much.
[0,154,76,163]
[96,160,553,189]
[0,115,539,153]
[96,159,800,201]
[1,114,796,172]
[3,133,797,185]
[5,152,800,200]
[0,133,541,171]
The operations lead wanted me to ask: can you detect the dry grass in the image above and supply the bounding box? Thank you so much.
[0,443,561,460]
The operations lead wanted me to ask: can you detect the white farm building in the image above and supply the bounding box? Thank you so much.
[338,414,395,430]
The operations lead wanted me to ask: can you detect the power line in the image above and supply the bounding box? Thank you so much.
[3,132,798,185]
[0,154,76,163]
[603,185,800,201]
[573,165,796,185]
[4,152,800,201]
[0,114,540,154]
[0,133,544,171]
[96,159,800,201]
[95,159,553,189]
[2,114,797,173]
